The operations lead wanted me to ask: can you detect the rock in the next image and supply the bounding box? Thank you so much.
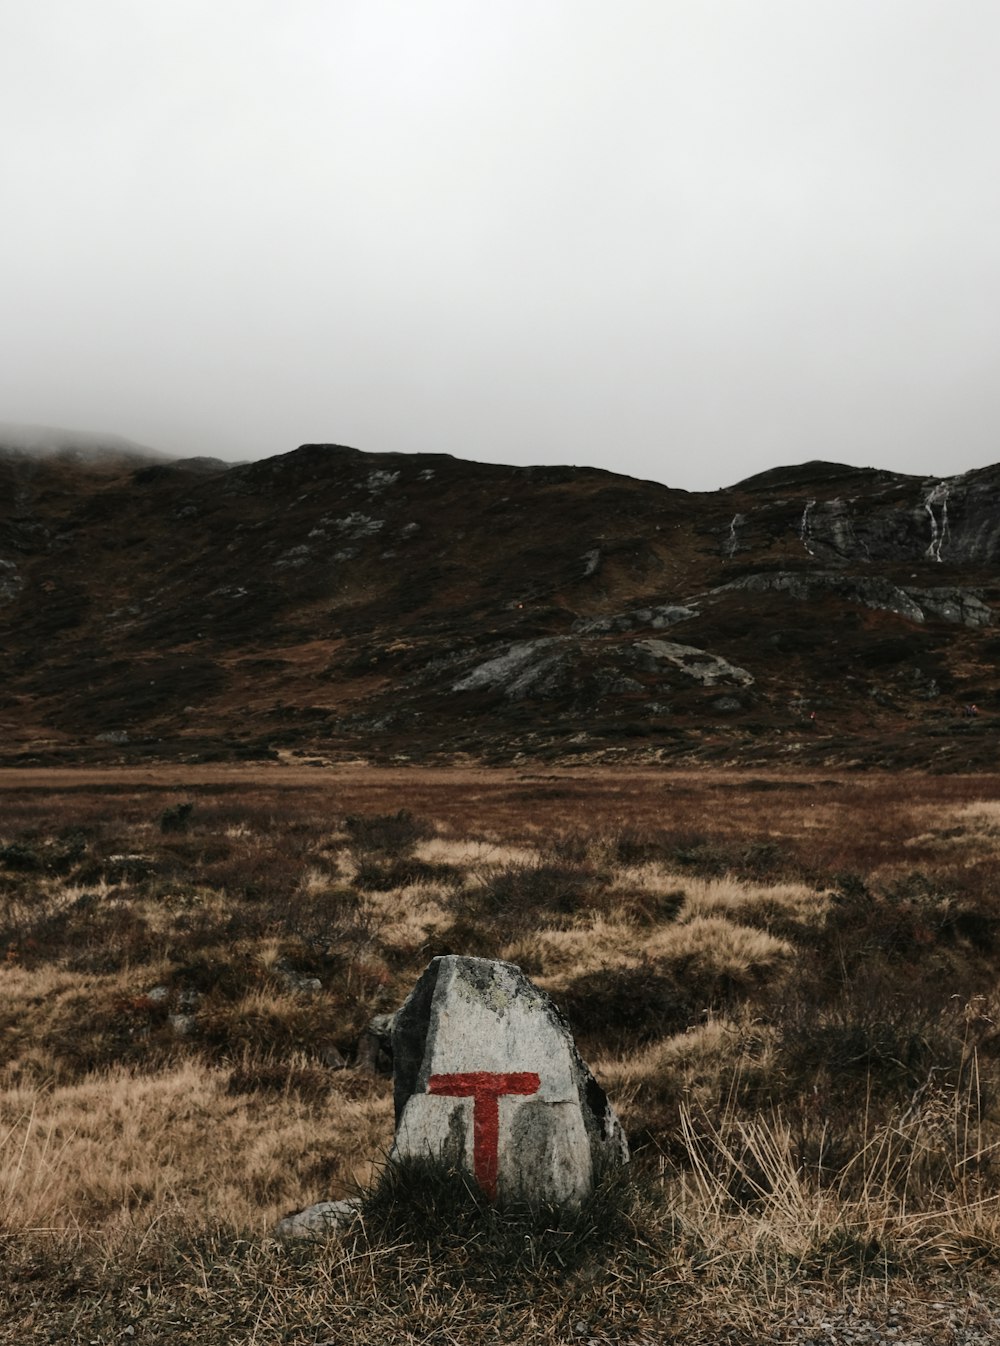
[573,603,697,634]
[319,1042,348,1070]
[356,1012,394,1075]
[905,586,992,628]
[0,558,22,605]
[710,695,743,713]
[390,955,628,1208]
[714,571,926,623]
[273,960,322,995]
[451,638,571,699]
[632,638,754,688]
[141,984,203,1020]
[274,1197,362,1241]
[595,673,643,697]
[713,571,991,628]
[104,853,157,881]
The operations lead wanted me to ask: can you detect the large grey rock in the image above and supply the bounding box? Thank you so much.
[390,956,628,1208]
[450,637,572,699]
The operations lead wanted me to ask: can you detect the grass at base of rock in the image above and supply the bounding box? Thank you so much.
[3,1200,999,1345]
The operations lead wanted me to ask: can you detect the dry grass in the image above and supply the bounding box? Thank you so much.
[2,765,1000,1340]
[0,1061,391,1235]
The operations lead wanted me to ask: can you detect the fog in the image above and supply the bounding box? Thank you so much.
[3,2,999,490]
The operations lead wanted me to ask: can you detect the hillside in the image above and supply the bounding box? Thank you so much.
[1,440,998,768]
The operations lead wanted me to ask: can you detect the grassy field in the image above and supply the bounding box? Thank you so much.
[3,764,1000,1343]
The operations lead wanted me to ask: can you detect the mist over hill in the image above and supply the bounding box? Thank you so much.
[1,438,997,769]
[0,421,168,466]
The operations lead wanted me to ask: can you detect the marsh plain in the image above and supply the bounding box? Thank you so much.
[3,763,1000,1343]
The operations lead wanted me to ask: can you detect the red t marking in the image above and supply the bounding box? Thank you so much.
[427,1070,541,1200]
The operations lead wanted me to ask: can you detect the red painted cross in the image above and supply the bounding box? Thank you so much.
[427,1070,541,1200]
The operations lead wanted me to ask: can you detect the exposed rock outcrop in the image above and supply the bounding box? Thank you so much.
[713,572,991,628]
[725,468,1000,567]
[631,639,754,687]
[573,603,697,634]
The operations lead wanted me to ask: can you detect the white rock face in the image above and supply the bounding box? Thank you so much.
[391,956,628,1208]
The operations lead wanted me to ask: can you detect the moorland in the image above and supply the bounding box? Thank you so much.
[3,763,1000,1344]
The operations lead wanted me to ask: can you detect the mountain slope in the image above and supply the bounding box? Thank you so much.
[1,442,997,768]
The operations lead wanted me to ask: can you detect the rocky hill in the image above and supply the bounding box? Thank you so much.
[2,439,998,769]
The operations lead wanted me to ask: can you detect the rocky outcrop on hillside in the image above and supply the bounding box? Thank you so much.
[724,463,1000,568]
[712,572,992,627]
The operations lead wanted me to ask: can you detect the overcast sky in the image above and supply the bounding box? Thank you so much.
[3,2,999,491]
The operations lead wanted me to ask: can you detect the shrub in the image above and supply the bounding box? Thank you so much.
[456,862,601,929]
[290,885,383,965]
[159,802,195,834]
[559,963,696,1046]
[772,973,981,1124]
[343,809,434,857]
[196,994,351,1057]
[815,869,994,973]
[353,858,459,892]
[0,841,43,871]
[615,887,686,927]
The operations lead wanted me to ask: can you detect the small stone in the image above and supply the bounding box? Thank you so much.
[274,1197,361,1241]
[274,961,323,995]
[320,1043,348,1069]
[710,695,743,712]
[356,1013,394,1074]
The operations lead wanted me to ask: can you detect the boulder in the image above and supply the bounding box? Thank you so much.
[390,955,628,1208]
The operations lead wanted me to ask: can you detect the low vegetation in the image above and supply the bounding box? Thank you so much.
[2,766,1000,1342]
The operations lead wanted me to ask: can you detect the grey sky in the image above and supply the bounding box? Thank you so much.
[3,1,999,491]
